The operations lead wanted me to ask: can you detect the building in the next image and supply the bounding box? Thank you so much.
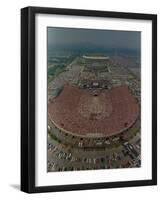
[82,55,111,71]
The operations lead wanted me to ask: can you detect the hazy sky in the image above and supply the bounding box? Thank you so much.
[48,27,140,50]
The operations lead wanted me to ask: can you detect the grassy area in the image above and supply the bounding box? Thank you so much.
[127,67,140,82]
[48,131,62,144]
[47,56,76,84]
[47,64,66,84]
[48,64,66,76]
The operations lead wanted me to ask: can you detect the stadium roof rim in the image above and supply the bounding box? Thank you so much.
[83,55,109,60]
[48,113,138,138]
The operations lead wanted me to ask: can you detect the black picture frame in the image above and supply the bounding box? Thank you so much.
[21,6,157,193]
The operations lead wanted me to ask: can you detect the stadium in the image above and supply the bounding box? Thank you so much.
[48,55,139,149]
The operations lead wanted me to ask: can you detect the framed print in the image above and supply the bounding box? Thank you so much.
[21,6,157,193]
